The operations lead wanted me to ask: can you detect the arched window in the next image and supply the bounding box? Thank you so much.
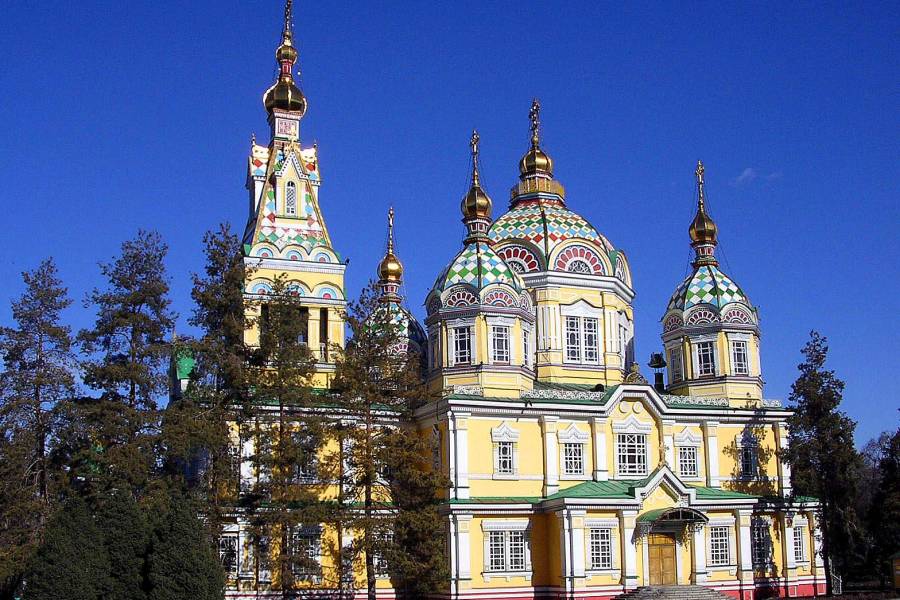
[567,259,592,274]
[285,181,298,216]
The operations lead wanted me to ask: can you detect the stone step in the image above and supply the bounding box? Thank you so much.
[613,585,733,600]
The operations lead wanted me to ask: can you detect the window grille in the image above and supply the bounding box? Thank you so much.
[486,530,528,572]
[731,340,749,375]
[751,522,772,567]
[495,441,514,475]
[491,325,510,363]
[708,526,730,566]
[697,341,716,376]
[616,433,647,476]
[793,526,806,562]
[740,445,757,478]
[589,528,612,570]
[453,327,471,364]
[563,443,584,476]
[565,316,581,362]
[678,446,699,477]
[669,348,683,382]
[285,181,298,216]
[218,535,238,576]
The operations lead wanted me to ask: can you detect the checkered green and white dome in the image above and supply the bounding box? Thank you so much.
[489,201,615,260]
[667,264,750,312]
[432,241,524,295]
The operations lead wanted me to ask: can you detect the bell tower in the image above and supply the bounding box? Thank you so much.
[242,0,346,388]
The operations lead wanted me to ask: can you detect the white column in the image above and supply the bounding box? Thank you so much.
[455,514,472,581]
[591,417,609,481]
[559,510,586,592]
[703,420,720,488]
[542,415,559,496]
[692,525,707,584]
[784,517,797,570]
[776,423,793,497]
[448,412,470,499]
[620,509,639,590]
[736,510,754,588]
[662,419,675,468]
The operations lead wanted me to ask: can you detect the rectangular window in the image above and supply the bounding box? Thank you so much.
[565,316,581,362]
[228,443,241,481]
[292,530,321,581]
[495,441,514,475]
[752,523,772,567]
[453,327,471,365]
[257,536,271,580]
[793,526,806,562]
[523,329,531,368]
[293,433,317,484]
[373,531,393,577]
[219,535,238,576]
[731,340,749,375]
[583,317,600,363]
[285,182,298,216]
[678,446,699,478]
[589,528,613,570]
[616,433,648,476]
[708,526,730,566]
[697,341,716,376]
[563,443,584,476]
[740,446,757,478]
[491,325,510,364]
[487,530,528,572]
[669,347,683,382]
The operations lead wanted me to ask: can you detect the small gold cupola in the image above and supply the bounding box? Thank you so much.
[263,0,307,116]
[377,207,404,301]
[689,160,719,265]
[461,130,493,240]
[518,99,554,179]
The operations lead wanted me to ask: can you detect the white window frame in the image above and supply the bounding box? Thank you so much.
[285,181,298,216]
[564,315,582,363]
[373,530,393,578]
[612,416,652,477]
[291,526,322,583]
[588,528,613,570]
[562,443,585,477]
[674,427,702,480]
[451,325,473,366]
[558,422,590,479]
[219,533,239,577]
[708,526,731,566]
[678,446,699,478]
[492,422,519,478]
[583,317,600,363]
[738,443,759,479]
[522,324,533,368]
[695,339,717,376]
[481,520,532,578]
[793,524,808,563]
[585,518,619,572]
[561,301,603,365]
[751,520,773,568]
[490,325,510,364]
[730,339,750,375]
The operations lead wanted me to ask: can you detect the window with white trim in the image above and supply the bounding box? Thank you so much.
[486,530,528,572]
[522,328,531,368]
[564,316,600,364]
[616,433,647,476]
[697,341,716,376]
[678,446,699,478]
[588,528,613,570]
[740,445,758,478]
[292,432,318,484]
[751,522,772,567]
[731,340,749,375]
[452,326,472,365]
[218,534,238,576]
[292,528,322,581]
[562,443,585,476]
[495,441,514,475]
[793,526,807,562]
[491,325,510,364]
[285,181,298,216]
[708,526,730,566]
[669,347,683,382]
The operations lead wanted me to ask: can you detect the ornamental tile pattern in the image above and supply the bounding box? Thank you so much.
[489,203,613,257]
[667,265,749,311]
[433,242,523,293]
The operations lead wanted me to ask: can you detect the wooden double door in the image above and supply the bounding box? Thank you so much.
[647,532,677,585]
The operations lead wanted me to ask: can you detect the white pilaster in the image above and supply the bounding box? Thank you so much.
[620,509,639,590]
[591,417,609,481]
[784,518,796,570]
[662,419,675,468]
[559,510,586,593]
[542,415,559,496]
[736,509,754,587]
[449,411,470,499]
[692,525,707,584]
[455,514,472,581]
[776,422,793,497]
[703,420,720,488]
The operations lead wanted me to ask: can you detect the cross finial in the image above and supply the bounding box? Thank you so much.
[387,206,395,253]
[529,98,541,147]
[470,129,481,186]
[283,0,294,40]
[695,159,706,209]
[695,159,705,185]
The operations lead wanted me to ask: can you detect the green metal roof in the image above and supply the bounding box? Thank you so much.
[174,352,195,380]
[546,479,638,500]
[689,485,760,500]
[448,496,541,505]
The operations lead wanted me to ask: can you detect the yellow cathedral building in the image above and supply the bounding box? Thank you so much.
[194,3,828,599]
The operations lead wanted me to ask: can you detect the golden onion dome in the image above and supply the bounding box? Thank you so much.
[461,183,492,220]
[377,251,403,282]
[519,145,553,177]
[276,41,298,63]
[263,79,307,114]
[689,160,718,245]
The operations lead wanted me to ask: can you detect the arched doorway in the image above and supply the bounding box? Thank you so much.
[648,532,677,585]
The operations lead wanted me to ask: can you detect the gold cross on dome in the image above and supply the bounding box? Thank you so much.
[695,160,705,185]
[529,98,541,145]
[470,130,480,158]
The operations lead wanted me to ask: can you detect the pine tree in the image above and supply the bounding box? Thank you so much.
[0,259,75,597]
[24,498,110,600]
[76,230,176,494]
[145,493,224,600]
[94,491,150,600]
[333,283,444,600]
[868,428,900,587]
[784,331,862,593]
[242,275,328,595]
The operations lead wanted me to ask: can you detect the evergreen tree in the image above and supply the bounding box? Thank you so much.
[868,428,900,587]
[242,276,326,595]
[76,230,175,494]
[784,331,862,593]
[95,491,150,600]
[0,259,75,597]
[24,498,110,600]
[145,493,224,600]
[333,283,444,600]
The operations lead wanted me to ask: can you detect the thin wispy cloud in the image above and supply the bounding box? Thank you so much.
[765,171,783,182]
[732,167,758,186]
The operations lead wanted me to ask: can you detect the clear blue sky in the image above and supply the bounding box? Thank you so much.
[1,2,897,444]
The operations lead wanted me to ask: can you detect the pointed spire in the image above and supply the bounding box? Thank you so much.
[519,98,553,178]
[377,206,403,302]
[470,129,481,187]
[529,98,541,148]
[689,159,719,264]
[282,0,294,44]
[263,0,307,115]
[461,130,492,240]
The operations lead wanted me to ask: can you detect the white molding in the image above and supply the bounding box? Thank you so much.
[612,415,653,434]
[491,421,520,442]
[558,422,591,443]
[481,519,530,532]
[585,518,619,528]
[674,427,703,447]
